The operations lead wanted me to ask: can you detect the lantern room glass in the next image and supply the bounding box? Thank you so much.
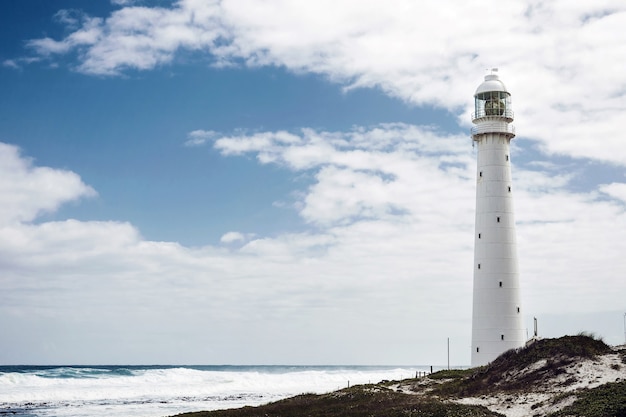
[474,91,512,118]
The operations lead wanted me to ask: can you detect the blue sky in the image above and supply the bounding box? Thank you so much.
[1,0,625,365]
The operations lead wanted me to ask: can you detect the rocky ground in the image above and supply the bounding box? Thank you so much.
[176,335,626,417]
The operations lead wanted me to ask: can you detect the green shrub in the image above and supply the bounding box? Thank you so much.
[428,369,473,380]
[433,335,611,397]
[547,381,626,417]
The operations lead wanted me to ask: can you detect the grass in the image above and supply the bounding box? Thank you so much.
[547,380,626,417]
[428,369,473,380]
[175,385,504,417]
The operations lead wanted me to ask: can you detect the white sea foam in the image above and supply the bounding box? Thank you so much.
[0,366,427,417]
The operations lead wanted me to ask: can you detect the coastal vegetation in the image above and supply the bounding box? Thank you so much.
[178,387,501,417]
[176,335,626,417]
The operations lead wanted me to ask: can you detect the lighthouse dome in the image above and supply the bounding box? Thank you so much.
[472,71,514,129]
[475,73,509,96]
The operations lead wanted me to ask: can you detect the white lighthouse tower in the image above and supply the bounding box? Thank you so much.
[471,70,525,367]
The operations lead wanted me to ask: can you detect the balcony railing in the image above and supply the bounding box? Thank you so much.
[471,122,515,137]
[471,108,514,121]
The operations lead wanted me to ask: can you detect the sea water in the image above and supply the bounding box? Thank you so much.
[0,365,432,417]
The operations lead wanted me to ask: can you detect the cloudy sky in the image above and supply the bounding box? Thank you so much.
[1,0,625,366]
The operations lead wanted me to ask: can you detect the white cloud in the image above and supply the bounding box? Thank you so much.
[53,9,85,28]
[111,0,137,5]
[17,0,626,166]
[206,124,626,324]
[599,182,626,204]
[3,59,20,69]
[185,129,220,146]
[2,56,42,70]
[1,119,625,364]
[213,124,466,171]
[213,125,626,318]
[220,231,255,243]
[0,143,96,226]
[25,1,227,76]
[4,0,626,362]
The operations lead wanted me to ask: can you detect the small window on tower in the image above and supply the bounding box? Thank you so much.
[499,281,502,287]
[476,347,480,353]
[501,334,505,340]
[477,263,481,269]
[508,186,511,192]
[497,216,501,222]
[506,155,509,161]
[479,171,483,177]
[517,307,520,313]
[478,233,481,239]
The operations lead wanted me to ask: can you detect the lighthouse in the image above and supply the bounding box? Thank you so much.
[471,70,525,367]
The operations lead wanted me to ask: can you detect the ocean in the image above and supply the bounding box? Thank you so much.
[0,365,433,417]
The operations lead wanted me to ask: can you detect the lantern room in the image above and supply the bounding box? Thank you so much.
[473,72,513,122]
